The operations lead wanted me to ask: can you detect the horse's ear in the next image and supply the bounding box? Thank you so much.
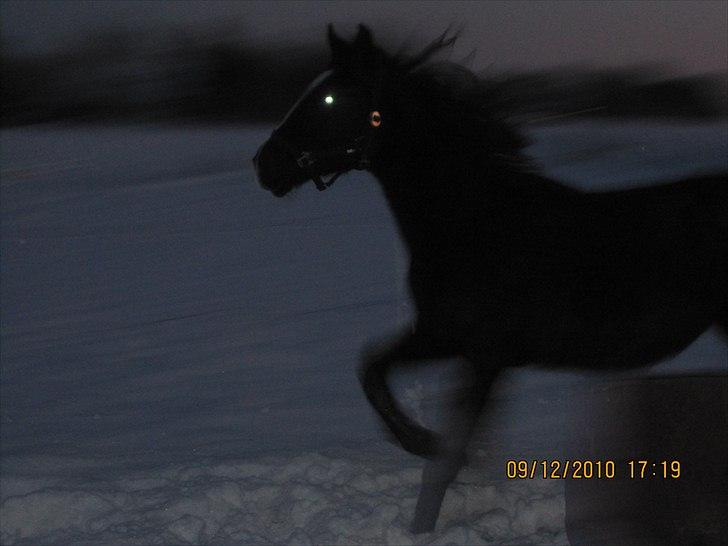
[328,24,350,66]
[353,24,373,49]
[328,23,381,76]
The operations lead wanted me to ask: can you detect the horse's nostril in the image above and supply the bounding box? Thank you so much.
[254,142,280,188]
[253,146,270,183]
[253,137,303,196]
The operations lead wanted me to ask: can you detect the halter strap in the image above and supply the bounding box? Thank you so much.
[272,133,370,191]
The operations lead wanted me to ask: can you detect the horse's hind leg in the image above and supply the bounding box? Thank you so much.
[411,367,499,534]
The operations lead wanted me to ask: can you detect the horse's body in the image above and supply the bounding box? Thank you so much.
[254,25,728,533]
[381,167,727,371]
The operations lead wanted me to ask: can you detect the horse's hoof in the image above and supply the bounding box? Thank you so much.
[379,423,437,458]
[399,426,441,459]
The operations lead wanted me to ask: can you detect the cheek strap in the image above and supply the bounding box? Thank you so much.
[272,110,383,191]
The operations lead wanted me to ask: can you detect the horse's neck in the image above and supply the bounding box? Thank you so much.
[371,151,578,261]
[371,153,489,255]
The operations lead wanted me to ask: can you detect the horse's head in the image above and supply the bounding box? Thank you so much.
[254,24,388,196]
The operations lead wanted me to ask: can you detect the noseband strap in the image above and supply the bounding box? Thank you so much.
[273,134,371,191]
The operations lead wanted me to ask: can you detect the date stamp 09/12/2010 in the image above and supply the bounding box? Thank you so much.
[505,459,682,480]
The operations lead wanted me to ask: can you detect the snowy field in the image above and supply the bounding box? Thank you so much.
[1,121,726,544]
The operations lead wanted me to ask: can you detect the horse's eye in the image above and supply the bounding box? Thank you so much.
[323,95,334,105]
[369,111,382,127]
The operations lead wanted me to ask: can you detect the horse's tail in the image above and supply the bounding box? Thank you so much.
[711,172,728,335]
[689,172,728,335]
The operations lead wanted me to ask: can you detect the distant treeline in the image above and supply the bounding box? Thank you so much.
[2,30,726,126]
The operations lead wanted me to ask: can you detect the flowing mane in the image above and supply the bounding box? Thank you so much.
[403,60,531,167]
[378,43,533,179]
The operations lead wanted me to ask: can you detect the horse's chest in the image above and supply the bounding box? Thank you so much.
[407,261,487,334]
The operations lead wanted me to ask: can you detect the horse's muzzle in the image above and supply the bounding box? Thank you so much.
[253,136,307,197]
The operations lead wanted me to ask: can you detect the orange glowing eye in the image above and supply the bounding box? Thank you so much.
[369,111,382,127]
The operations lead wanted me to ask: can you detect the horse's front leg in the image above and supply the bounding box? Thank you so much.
[358,329,452,458]
[411,367,499,534]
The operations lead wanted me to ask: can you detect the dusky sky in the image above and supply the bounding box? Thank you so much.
[2,0,726,75]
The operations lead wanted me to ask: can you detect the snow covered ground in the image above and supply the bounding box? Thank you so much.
[0,449,566,545]
[1,121,726,544]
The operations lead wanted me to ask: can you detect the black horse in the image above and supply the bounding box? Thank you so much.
[254,24,728,533]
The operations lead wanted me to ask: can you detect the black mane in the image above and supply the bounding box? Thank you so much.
[402,60,531,167]
[370,35,534,188]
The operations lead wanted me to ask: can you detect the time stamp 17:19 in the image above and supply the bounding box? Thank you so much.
[505,459,682,480]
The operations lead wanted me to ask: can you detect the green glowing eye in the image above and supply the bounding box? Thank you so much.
[324,95,334,105]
